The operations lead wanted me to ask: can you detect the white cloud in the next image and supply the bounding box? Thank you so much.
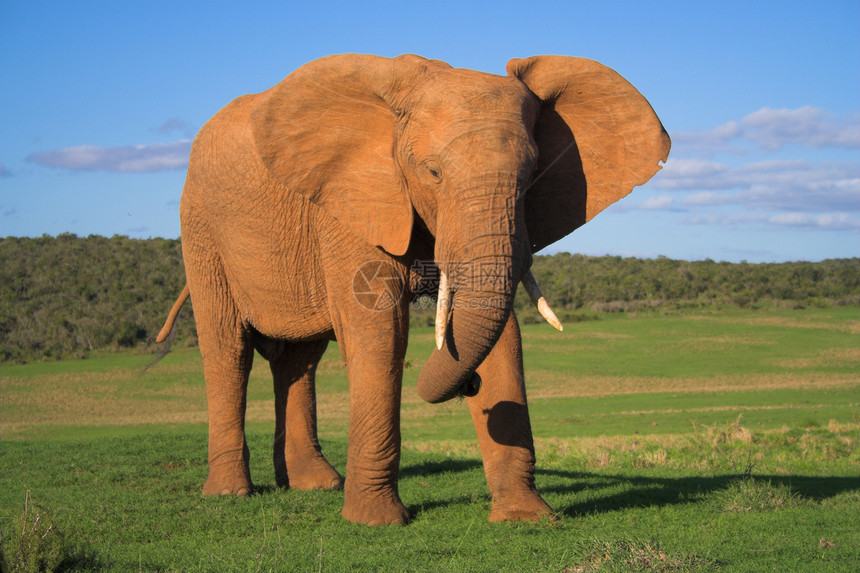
[639,195,675,210]
[641,106,860,236]
[655,158,733,190]
[655,158,860,213]
[682,191,727,206]
[742,107,860,150]
[683,211,860,231]
[674,106,860,152]
[27,140,192,173]
[684,213,764,226]
[768,212,860,231]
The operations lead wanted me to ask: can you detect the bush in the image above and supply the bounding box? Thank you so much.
[0,492,65,573]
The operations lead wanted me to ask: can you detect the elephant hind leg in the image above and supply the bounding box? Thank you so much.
[200,324,255,495]
[186,253,255,496]
[269,339,343,491]
[199,326,255,496]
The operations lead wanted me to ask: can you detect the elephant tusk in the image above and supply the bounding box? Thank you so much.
[522,271,564,332]
[435,270,451,350]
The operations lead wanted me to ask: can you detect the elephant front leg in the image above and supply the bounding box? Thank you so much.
[271,340,343,491]
[321,238,411,525]
[338,344,411,525]
[468,310,555,522]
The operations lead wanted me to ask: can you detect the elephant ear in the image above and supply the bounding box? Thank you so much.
[507,56,671,253]
[252,54,423,256]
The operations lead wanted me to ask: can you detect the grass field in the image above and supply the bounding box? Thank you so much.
[2,307,858,571]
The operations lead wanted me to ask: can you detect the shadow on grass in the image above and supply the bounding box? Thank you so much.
[60,551,105,573]
[399,458,482,478]
[253,484,282,495]
[394,456,859,519]
[536,470,860,518]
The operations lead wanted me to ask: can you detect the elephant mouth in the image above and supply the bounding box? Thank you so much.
[414,266,563,404]
[434,268,562,351]
[460,372,482,398]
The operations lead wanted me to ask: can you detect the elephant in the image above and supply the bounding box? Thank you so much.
[156,53,670,525]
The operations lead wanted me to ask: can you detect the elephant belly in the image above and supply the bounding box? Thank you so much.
[209,203,334,341]
[221,241,333,341]
[250,299,333,341]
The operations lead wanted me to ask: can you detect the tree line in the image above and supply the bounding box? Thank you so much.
[1,234,194,363]
[1,234,858,363]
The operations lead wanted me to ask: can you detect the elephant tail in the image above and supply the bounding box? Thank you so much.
[156,284,190,343]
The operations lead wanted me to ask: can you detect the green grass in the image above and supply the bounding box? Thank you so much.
[2,307,859,571]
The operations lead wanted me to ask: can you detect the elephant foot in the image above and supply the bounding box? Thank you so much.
[203,462,254,496]
[488,490,556,523]
[286,456,344,491]
[341,491,411,526]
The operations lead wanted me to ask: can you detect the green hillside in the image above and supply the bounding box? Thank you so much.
[2,234,858,363]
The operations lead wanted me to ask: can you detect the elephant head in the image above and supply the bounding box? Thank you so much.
[251,54,670,404]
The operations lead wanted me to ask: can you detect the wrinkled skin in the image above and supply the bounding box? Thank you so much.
[166,54,669,525]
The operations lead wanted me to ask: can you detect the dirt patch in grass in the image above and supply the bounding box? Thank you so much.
[524,371,860,399]
[1,366,206,434]
[564,540,716,572]
[668,335,776,355]
[526,331,634,342]
[316,391,351,426]
[522,332,634,355]
[781,347,860,369]
[735,315,860,335]
[402,439,481,457]
[612,402,859,418]
[315,356,347,374]
[4,366,856,438]
[0,350,355,438]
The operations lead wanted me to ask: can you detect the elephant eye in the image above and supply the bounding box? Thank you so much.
[424,161,443,182]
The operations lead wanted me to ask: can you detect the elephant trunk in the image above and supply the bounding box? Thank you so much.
[417,235,525,404]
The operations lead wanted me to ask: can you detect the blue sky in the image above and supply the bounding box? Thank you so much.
[2,0,858,262]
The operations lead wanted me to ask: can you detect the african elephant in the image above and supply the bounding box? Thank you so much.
[157,53,669,525]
